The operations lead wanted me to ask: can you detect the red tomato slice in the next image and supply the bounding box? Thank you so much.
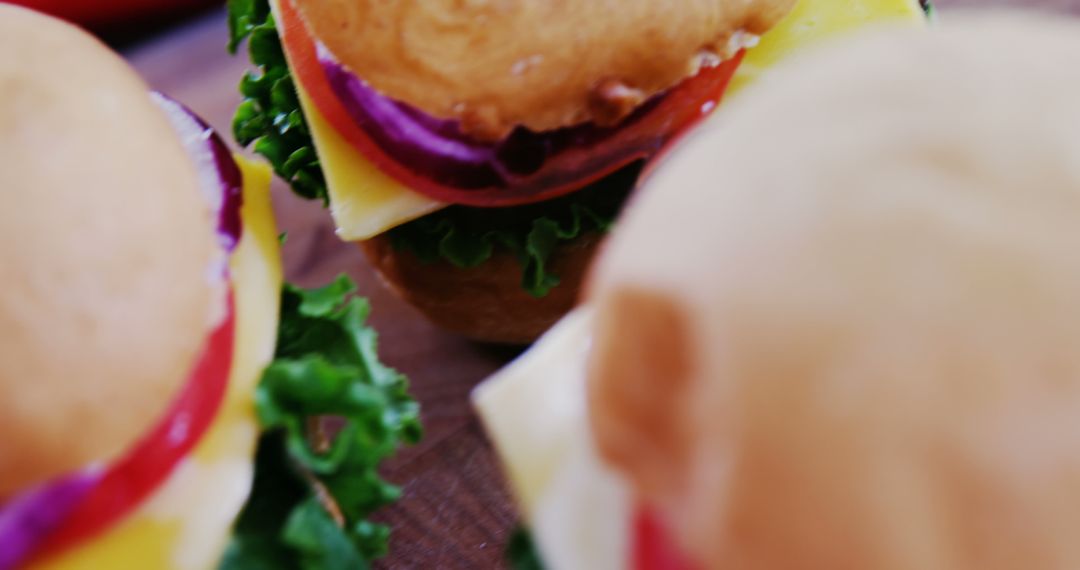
[278,0,743,208]
[634,506,700,570]
[8,0,220,29]
[32,290,236,559]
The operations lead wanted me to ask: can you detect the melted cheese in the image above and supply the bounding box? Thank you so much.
[31,156,283,570]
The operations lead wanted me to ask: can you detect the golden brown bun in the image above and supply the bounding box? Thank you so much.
[0,6,216,496]
[588,13,1080,569]
[361,233,601,344]
[296,0,795,139]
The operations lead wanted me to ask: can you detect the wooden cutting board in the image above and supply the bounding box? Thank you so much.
[125,0,1080,566]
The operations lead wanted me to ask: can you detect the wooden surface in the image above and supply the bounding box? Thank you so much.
[124,1,1080,566]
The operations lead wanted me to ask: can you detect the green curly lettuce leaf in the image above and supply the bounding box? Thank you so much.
[507,527,547,570]
[228,0,327,202]
[226,0,637,296]
[219,276,421,570]
[388,165,638,298]
[922,0,935,17]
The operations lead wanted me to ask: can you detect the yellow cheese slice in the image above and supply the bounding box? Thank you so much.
[473,309,631,570]
[285,0,926,241]
[730,0,926,94]
[32,156,283,570]
[269,0,443,242]
[297,87,444,241]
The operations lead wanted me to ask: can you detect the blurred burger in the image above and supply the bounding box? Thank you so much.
[0,6,418,569]
[476,12,1080,569]
[227,0,928,343]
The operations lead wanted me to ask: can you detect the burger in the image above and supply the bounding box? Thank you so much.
[227,0,929,343]
[476,12,1080,569]
[0,7,418,569]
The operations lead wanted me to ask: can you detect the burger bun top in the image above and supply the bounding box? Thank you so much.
[0,5,218,497]
[296,0,796,139]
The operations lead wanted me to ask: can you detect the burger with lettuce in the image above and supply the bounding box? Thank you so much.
[225,0,823,343]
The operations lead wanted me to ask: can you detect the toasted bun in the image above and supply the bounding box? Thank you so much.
[361,233,600,344]
[587,13,1080,569]
[296,0,795,139]
[0,6,216,496]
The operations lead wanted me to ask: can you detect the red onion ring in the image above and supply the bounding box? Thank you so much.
[152,92,244,253]
[0,472,101,570]
[318,44,669,192]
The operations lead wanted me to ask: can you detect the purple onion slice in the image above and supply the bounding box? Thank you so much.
[317,44,667,193]
[152,92,244,253]
[0,471,101,570]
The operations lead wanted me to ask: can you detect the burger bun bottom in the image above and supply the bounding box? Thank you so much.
[360,233,601,344]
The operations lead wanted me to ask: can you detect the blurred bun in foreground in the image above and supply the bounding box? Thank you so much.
[0,4,215,496]
[588,13,1080,569]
